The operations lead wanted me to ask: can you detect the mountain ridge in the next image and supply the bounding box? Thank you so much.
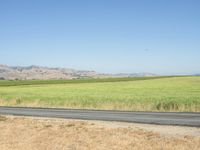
[0,64,157,80]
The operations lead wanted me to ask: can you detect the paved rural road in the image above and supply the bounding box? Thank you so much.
[0,106,200,127]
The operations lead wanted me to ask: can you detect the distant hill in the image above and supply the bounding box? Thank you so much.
[0,64,157,80]
[111,73,157,77]
[0,64,107,80]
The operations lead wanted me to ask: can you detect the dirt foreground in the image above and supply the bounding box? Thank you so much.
[0,115,200,150]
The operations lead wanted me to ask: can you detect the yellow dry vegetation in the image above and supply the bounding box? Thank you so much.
[0,116,200,150]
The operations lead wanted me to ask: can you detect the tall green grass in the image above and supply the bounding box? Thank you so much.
[0,76,199,112]
[0,76,173,86]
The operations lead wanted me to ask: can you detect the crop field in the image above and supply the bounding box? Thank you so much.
[0,76,200,112]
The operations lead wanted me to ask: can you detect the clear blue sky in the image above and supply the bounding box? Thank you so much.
[0,0,199,74]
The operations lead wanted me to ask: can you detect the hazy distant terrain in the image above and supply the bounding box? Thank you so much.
[0,64,107,80]
[0,64,156,80]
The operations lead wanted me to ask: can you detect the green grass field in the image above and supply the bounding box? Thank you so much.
[0,76,200,112]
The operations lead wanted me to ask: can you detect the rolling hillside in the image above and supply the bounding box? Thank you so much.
[0,64,156,80]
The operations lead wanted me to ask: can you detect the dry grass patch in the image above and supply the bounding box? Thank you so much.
[0,115,7,121]
[0,116,200,150]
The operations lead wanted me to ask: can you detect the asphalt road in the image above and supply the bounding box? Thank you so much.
[0,106,200,127]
